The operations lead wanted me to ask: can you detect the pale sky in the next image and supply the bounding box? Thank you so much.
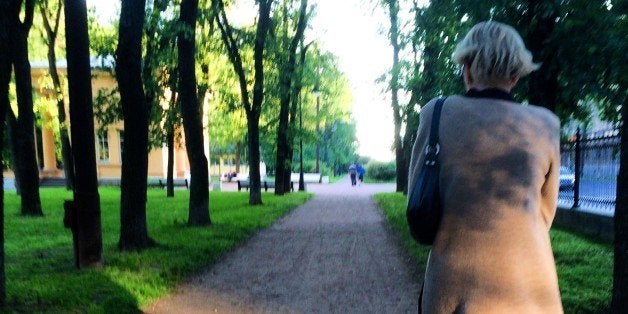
[87,0,397,161]
[309,0,395,161]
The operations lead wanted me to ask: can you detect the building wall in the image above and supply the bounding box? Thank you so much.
[30,65,195,180]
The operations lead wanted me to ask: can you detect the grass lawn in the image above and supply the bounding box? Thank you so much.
[374,192,613,314]
[3,187,311,312]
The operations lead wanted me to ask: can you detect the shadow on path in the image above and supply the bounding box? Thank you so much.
[146,177,420,313]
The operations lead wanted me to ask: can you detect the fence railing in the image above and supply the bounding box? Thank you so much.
[559,128,619,217]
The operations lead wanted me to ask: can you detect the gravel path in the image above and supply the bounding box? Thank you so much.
[146,177,421,313]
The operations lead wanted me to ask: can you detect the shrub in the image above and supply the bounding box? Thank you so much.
[365,160,396,181]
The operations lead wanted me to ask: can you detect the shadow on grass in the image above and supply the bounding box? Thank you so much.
[3,247,141,313]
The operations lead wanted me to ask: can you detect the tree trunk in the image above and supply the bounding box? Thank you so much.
[116,0,155,251]
[275,0,308,195]
[64,0,103,268]
[0,2,11,301]
[41,0,75,190]
[11,0,43,216]
[248,114,262,204]
[166,92,177,198]
[179,0,210,226]
[0,109,5,305]
[384,0,404,193]
[6,111,21,195]
[613,95,628,311]
[166,123,175,198]
[235,142,241,173]
[275,106,289,195]
[248,0,274,205]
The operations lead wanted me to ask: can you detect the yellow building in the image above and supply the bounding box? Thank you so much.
[30,59,202,181]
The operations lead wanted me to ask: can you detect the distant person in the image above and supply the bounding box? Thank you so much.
[348,163,357,186]
[356,164,365,185]
[408,21,563,313]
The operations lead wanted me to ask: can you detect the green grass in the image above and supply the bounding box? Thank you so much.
[3,188,311,313]
[374,192,612,314]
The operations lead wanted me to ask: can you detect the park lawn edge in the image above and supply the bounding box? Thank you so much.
[373,192,612,313]
[3,187,312,313]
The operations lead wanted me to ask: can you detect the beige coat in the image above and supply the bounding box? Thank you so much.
[408,96,563,313]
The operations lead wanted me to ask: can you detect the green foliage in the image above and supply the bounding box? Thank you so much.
[374,192,612,313]
[2,188,311,312]
[402,0,627,124]
[365,160,396,181]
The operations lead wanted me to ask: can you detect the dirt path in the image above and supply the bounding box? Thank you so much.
[146,177,420,313]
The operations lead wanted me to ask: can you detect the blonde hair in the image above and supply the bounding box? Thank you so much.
[452,21,539,85]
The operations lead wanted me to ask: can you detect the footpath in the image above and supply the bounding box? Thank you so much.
[146,177,421,313]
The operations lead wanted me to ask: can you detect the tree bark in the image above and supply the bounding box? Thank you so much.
[41,0,75,190]
[248,114,262,203]
[9,0,43,216]
[179,0,210,225]
[116,0,155,250]
[0,1,11,302]
[284,41,308,191]
[613,94,628,312]
[274,0,308,195]
[384,0,405,193]
[235,142,241,173]
[166,93,177,198]
[248,0,274,204]
[64,0,103,268]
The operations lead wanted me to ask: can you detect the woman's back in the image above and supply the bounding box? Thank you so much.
[414,95,563,313]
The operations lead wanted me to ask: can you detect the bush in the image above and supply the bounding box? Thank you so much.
[365,160,396,181]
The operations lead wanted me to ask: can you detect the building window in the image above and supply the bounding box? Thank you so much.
[119,130,124,161]
[97,130,109,163]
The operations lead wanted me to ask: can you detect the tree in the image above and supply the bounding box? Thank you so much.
[142,0,179,197]
[7,0,43,216]
[380,0,406,193]
[611,3,628,311]
[64,0,103,268]
[179,0,211,225]
[39,0,75,190]
[274,0,309,195]
[116,0,155,250]
[0,0,11,303]
[213,0,274,205]
[615,95,628,313]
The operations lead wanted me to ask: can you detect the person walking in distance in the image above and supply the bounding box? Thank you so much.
[408,21,563,313]
[357,164,365,186]
[348,163,357,186]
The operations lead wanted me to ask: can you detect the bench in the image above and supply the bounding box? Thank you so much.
[237,180,250,191]
[237,180,294,192]
[147,178,189,189]
[263,180,294,192]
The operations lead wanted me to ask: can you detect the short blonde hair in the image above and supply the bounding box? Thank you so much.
[452,21,539,85]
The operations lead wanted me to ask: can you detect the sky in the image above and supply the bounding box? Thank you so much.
[308,0,395,161]
[87,0,397,162]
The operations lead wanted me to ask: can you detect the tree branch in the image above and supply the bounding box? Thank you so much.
[212,0,252,114]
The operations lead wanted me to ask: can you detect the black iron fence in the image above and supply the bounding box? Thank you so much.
[559,128,619,216]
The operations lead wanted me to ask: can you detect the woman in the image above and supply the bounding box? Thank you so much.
[408,21,563,313]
